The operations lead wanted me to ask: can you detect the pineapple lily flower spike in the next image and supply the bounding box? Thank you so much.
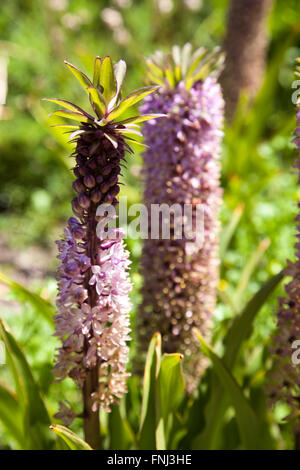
[137,44,224,392]
[43,56,163,450]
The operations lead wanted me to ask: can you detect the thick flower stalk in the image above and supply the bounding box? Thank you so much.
[221,0,274,120]
[44,56,162,448]
[267,65,300,434]
[137,45,224,391]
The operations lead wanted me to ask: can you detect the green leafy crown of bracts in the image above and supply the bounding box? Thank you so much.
[145,43,224,90]
[43,56,165,148]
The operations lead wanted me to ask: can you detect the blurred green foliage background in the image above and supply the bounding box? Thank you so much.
[0,0,300,449]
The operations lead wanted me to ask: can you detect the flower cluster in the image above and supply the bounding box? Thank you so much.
[53,129,132,414]
[45,56,162,423]
[137,46,224,391]
[267,105,300,419]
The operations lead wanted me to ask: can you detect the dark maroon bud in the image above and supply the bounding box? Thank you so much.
[109,174,118,187]
[72,179,85,193]
[88,159,97,170]
[65,261,80,276]
[96,174,103,184]
[96,154,106,165]
[104,193,113,203]
[71,197,83,217]
[100,182,111,194]
[90,188,102,203]
[89,142,100,156]
[102,164,112,176]
[78,193,90,209]
[110,185,120,196]
[79,165,89,176]
[83,174,96,188]
[73,167,81,177]
[112,197,118,206]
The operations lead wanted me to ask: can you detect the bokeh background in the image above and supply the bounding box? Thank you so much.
[0,0,300,449]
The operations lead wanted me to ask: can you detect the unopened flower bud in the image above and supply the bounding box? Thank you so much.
[78,193,90,209]
[90,188,102,203]
[84,175,96,189]
[72,179,85,193]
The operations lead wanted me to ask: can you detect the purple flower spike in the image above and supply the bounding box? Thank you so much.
[45,56,162,428]
[267,87,300,419]
[137,45,224,391]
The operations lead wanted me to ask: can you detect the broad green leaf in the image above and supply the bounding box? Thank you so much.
[107,86,159,122]
[108,401,136,450]
[50,425,92,450]
[138,332,163,450]
[100,56,116,104]
[193,329,260,449]
[193,272,284,449]
[42,98,93,120]
[158,353,185,446]
[0,320,52,449]
[158,353,185,423]
[64,61,93,94]
[87,87,106,118]
[0,383,25,448]
[0,271,54,325]
[220,203,244,259]
[48,109,91,123]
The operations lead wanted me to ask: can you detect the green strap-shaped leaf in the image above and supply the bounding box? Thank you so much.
[48,109,92,123]
[158,353,185,444]
[64,60,93,94]
[0,272,54,325]
[115,113,166,126]
[87,87,106,118]
[193,329,260,450]
[107,86,159,122]
[224,270,284,367]
[193,271,284,449]
[100,56,116,105]
[0,383,25,448]
[93,56,102,90]
[108,401,136,450]
[42,98,94,120]
[138,332,164,450]
[50,425,92,450]
[0,320,52,449]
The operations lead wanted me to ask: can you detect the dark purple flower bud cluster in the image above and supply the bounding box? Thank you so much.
[137,46,224,391]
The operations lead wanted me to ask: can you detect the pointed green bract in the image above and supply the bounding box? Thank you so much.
[107,86,160,122]
[100,56,116,104]
[64,60,93,93]
[44,56,164,145]
[145,44,224,90]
